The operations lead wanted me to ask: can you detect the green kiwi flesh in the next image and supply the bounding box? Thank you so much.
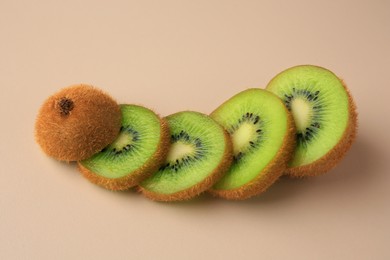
[266,65,357,177]
[209,89,295,200]
[139,111,233,201]
[78,104,170,190]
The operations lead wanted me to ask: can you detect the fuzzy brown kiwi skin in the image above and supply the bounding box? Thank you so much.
[78,118,171,191]
[35,84,122,162]
[208,107,296,200]
[285,81,357,178]
[138,129,234,202]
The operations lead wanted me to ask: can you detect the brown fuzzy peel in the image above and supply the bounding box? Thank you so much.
[78,118,171,191]
[35,84,122,161]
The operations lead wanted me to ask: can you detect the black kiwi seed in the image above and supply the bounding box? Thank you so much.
[235,152,244,161]
[312,122,320,128]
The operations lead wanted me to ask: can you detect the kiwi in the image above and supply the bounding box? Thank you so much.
[78,104,170,191]
[266,65,357,177]
[138,111,233,202]
[35,84,121,161]
[209,89,295,200]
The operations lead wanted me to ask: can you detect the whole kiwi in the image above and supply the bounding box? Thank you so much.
[35,84,122,161]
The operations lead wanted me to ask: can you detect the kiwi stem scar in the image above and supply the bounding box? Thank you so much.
[57,97,74,116]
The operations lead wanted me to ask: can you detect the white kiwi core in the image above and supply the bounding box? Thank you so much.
[291,98,312,132]
[110,132,133,150]
[166,141,194,162]
[231,122,256,155]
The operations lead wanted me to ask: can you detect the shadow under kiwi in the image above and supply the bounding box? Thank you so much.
[107,136,379,206]
[312,136,383,187]
[231,135,379,204]
[112,185,211,205]
[50,159,80,177]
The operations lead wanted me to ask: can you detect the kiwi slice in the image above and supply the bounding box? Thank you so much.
[209,89,295,200]
[35,84,122,161]
[266,65,357,177]
[78,104,170,191]
[139,111,233,202]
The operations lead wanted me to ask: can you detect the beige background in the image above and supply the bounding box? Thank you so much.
[1,1,389,259]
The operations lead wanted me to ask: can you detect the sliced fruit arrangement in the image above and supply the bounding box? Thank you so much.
[138,111,233,201]
[209,89,295,200]
[266,65,357,177]
[78,105,170,190]
[35,65,357,201]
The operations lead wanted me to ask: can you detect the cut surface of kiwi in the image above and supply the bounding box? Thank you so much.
[78,104,170,190]
[209,89,295,200]
[266,65,357,177]
[35,84,121,161]
[139,111,232,202]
